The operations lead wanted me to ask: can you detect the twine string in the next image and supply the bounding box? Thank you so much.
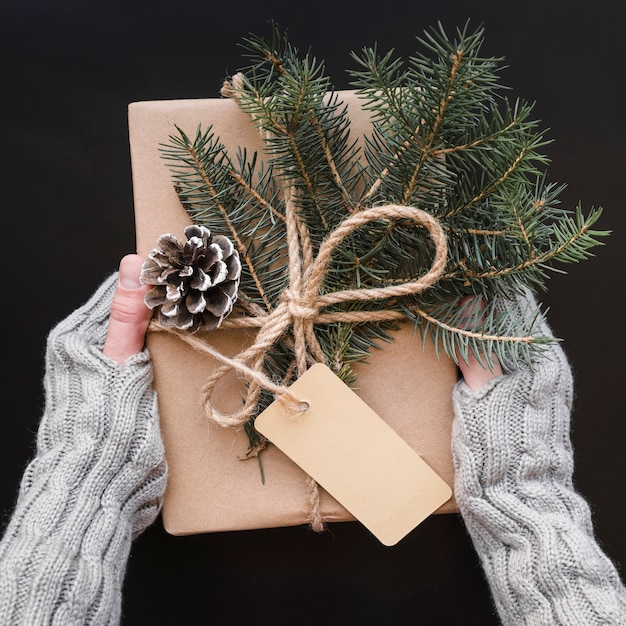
[176,202,447,428]
[150,203,447,426]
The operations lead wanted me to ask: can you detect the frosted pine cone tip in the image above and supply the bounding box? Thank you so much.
[140,224,242,332]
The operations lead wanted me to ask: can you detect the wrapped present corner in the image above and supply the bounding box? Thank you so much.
[128,91,459,537]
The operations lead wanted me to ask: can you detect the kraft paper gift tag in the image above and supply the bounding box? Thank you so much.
[255,363,453,545]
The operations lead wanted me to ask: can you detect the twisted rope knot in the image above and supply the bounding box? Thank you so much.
[281,289,319,321]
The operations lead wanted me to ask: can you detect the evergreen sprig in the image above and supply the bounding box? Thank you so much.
[159,22,608,423]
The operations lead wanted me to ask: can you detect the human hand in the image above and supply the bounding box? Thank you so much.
[452,289,571,478]
[103,254,152,365]
[35,256,166,537]
[454,296,504,391]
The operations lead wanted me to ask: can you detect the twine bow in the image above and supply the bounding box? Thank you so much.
[168,191,448,428]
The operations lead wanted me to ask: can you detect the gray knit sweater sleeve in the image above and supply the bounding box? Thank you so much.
[452,294,626,624]
[0,273,167,625]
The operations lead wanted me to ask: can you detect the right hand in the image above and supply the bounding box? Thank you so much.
[454,295,504,391]
[452,289,573,482]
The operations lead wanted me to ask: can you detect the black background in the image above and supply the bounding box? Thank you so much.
[2,1,624,624]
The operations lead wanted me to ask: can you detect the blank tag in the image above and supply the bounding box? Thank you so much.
[254,363,452,546]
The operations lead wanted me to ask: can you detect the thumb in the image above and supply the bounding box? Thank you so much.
[103,254,153,365]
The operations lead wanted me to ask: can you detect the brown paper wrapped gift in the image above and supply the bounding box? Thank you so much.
[128,91,459,537]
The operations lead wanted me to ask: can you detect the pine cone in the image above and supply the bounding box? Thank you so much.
[140,225,241,332]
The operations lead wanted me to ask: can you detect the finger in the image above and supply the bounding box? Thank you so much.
[457,350,503,392]
[455,296,503,392]
[103,254,152,365]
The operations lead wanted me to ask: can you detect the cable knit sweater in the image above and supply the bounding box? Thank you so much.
[0,274,167,624]
[1,276,625,624]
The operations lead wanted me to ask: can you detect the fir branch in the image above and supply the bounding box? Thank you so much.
[158,21,609,409]
[237,29,361,231]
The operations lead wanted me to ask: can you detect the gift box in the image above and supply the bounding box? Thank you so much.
[128,90,459,539]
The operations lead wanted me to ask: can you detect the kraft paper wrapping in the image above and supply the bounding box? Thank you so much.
[128,91,459,536]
